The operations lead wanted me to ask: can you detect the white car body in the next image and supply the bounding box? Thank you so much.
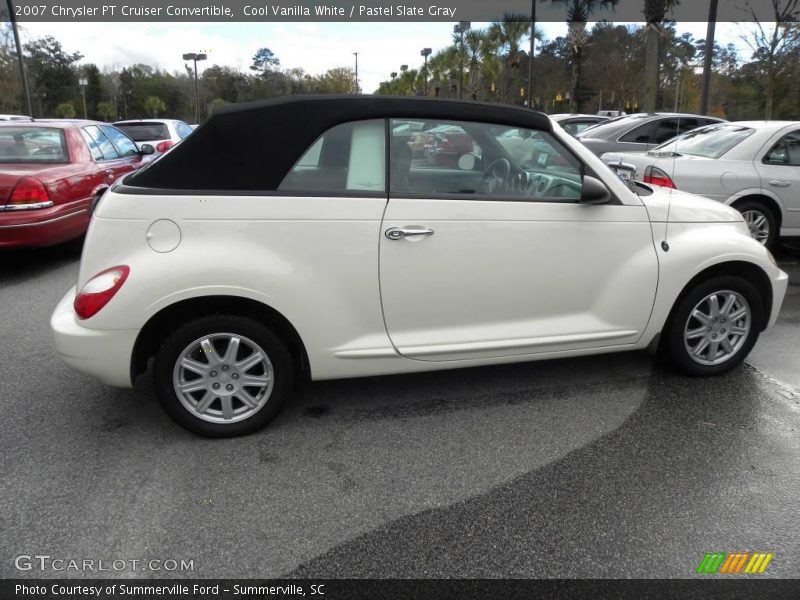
[50,97,788,435]
[602,121,800,240]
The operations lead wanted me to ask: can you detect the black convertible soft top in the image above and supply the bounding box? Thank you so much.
[122,95,553,193]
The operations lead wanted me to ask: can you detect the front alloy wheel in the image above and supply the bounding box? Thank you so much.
[155,315,293,437]
[683,290,751,366]
[665,275,762,376]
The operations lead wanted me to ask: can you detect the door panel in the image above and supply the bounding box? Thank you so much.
[756,129,800,229]
[379,198,659,361]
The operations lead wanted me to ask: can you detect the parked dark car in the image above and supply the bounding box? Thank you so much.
[576,112,726,156]
[0,121,152,249]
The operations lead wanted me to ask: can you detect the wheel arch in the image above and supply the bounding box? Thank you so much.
[728,193,783,229]
[664,261,773,337]
[131,295,310,384]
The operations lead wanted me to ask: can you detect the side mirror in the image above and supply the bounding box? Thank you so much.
[139,143,155,155]
[580,175,612,205]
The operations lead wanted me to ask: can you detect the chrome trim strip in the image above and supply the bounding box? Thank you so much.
[1,200,54,211]
[0,209,87,229]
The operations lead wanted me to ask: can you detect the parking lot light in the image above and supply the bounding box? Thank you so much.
[183,52,207,123]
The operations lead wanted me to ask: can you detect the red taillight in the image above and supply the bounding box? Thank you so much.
[643,166,676,189]
[155,140,173,153]
[74,266,130,320]
[7,177,51,208]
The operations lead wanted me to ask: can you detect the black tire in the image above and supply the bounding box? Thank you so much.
[153,315,294,437]
[665,275,763,376]
[734,199,778,250]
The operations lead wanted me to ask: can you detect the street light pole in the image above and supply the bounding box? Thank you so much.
[5,0,33,117]
[700,0,718,115]
[353,52,359,93]
[454,21,470,99]
[527,0,536,109]
[78,77,88,119]
[421,47,432,96]
[182,52,207,123]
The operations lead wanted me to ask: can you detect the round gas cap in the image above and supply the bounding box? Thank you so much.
[720,171,739,193]
[146,219,181,253]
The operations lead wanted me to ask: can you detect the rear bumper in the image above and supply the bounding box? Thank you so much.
[51,287,138,387]
[0,206,88,248]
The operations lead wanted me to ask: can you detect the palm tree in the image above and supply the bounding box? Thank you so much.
[488,13,533,103]
[427,47,460,97]
[464,29,493,99]
[548,0,619,112]
[643,0,681,112]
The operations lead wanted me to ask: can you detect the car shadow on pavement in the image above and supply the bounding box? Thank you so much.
[286,363,800,579]
[0,241,83,285]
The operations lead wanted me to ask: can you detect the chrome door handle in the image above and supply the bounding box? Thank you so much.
[105,169,114,176]
[385,227,434,240]
[769,179,791,187]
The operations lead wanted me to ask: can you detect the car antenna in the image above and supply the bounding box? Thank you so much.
[662,115,680,253]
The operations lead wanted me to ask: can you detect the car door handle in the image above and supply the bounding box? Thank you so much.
[385,227,435,240]
[769,179,791,187]
[105,169,114,176]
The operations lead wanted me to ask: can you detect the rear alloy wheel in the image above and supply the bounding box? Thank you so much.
[665,276,762,376]
[154,315,293,437]
[735,200,777,249]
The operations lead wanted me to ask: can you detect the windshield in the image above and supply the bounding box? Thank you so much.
[0,127,69,163]
[651,124,754,158]
[115,122,169,141]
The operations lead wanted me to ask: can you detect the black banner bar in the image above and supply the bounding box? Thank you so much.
[3,579,800,600]
[3,0,796,23]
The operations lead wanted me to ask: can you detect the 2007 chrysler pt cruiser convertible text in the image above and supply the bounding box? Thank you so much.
[51,96,788,437]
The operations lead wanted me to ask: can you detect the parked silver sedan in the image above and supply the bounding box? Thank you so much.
[576,112,725,155]
[602,121,800,249]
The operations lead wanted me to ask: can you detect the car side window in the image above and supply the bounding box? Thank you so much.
[176,122,193,139]
[83,126,119,160]
[80,128,104,161]
[278,120,385,193]
[101,125,139,158]
[620,121,657,144]
[764,131,800,166]
[390,119,582,202]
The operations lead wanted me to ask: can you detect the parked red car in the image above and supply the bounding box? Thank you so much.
[422,124,478,167]
[0,120,153,249]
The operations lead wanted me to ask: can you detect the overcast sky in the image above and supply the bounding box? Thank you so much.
[17,21,752,94]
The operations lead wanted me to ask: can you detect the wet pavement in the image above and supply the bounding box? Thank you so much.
[1,242,798,579]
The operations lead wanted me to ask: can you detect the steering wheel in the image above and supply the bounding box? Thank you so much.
[482,158,511,194]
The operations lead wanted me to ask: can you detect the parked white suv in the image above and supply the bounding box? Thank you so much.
[112,119,194,155]
[52,96,788,437]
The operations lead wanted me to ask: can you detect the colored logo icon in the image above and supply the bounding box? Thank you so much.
[696,552,773,574]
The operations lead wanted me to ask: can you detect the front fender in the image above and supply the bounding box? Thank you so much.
[642,221,779,341]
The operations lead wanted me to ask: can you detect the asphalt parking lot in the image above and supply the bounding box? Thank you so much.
[1,242,799,579]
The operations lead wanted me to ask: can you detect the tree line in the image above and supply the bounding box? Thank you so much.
[0,27,357,122]
[378,8,800,121]
[1,1,799,122]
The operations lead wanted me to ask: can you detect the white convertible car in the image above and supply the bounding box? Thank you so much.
[602,121,800,249]
[51,97,788,436]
